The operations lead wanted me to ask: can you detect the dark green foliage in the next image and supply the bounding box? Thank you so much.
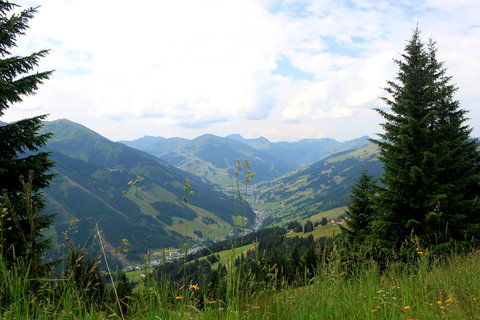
[0,173,54,272]
[206,266,227,300]
[288,246,302,281]
[63,247,106,305]
[116,272,133,315]
[287,220,303,232]
[303,246,317,277]
[152,200,197,222]
[155,257,216,295]
[303,220,314,233]
[341,171,377,245]
[372,28,480,251]
[320,217,328,226]
[0,1,54,270]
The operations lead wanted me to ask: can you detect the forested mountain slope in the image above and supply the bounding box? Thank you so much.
[40,119,254,264]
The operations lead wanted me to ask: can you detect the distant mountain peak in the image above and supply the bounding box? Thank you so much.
[226,134,271,144]
[298,137,336,143]
[120,135,166,144]
[51,118,73,123]
[226,134,244,141]
[253,136,270,142]
[141,135,165,139]
[196,133,219,139]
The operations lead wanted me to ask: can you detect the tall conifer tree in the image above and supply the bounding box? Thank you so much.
[372,28,480,250]
[341,171,376,246]
[0,1,54,266]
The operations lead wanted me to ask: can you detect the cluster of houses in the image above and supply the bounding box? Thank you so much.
[122,245,205,273]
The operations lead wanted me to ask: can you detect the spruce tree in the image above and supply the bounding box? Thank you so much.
[372,28,480,251]
[0,1,54,267]
[303,220,314,233]
[303,246,317,277]
[341,171,377,245]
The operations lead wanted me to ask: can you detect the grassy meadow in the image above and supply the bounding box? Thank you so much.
[1,241,479,319]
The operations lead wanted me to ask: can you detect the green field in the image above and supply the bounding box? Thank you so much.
[300,206,347,223]
[195,242,256,270]
[287,223,341,240]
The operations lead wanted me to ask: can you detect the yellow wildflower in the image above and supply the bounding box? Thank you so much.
[445,298,453,303]
[189,284,200,290]
[404,305,411,310]
[175,296,184,300]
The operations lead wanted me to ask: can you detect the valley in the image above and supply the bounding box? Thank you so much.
[37,118,381,268]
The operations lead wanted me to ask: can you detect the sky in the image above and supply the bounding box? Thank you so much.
[4,0,480,142]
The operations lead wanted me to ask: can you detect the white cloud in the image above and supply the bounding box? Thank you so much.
[346,51,395,107]
[4,0,479,141]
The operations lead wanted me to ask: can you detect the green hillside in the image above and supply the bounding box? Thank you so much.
[255,143,382,225]
[40,119,255,265]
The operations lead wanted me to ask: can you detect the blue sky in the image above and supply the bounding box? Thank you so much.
[4,0,480,142]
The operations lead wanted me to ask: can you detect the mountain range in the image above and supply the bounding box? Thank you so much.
[120,134,371,185]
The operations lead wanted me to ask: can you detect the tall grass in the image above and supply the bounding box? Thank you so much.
[253,250,480,320]
[1,237,479,319]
